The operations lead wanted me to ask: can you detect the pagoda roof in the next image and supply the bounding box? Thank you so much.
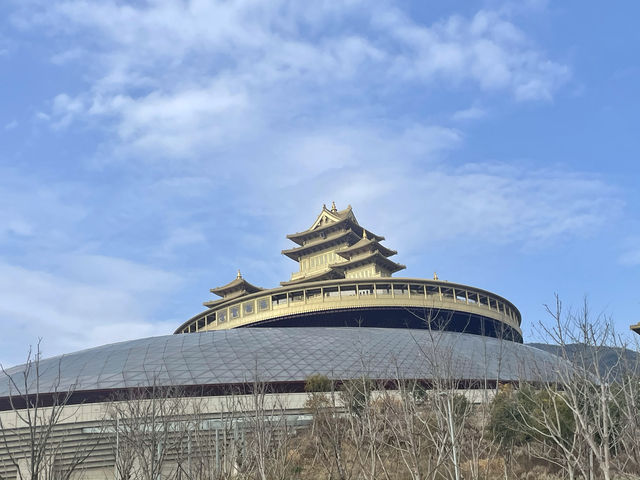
[330,251,406,275]
[280,267,343,286]
[281,229,361,261]
[210,271,264,299]
[286,204,383,245]
[336,236,397,259]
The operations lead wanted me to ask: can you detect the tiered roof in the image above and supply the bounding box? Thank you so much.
[282,229,361,261]
[210,270,263,301]
[336,232,397,259]
[282,203,404,284]
[286,203,383,246]
[205,204,405,302]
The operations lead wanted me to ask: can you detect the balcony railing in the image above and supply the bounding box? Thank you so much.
[177,278,522,336]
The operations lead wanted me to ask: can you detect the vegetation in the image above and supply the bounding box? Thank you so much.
[2,297,640,479]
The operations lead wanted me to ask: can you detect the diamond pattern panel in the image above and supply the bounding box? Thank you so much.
[0,328,561,397]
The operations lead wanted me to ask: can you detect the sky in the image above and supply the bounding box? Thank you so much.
[0,0,639,367]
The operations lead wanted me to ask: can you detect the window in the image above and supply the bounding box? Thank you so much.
[358,284,374,295]
[230,306,240,319]
[426,285,439,296]
[467,292,478,304]
[272,293,288,307]
[306,288,322,300]
[324,286,339,298]
[206,314,216,326]
[394,284,409,296]
[478,295,489,307]
[258,298,269,311]
[217,310,227,323]
[441,288,454,299]
[410,284,425,297]
[243,301,254,315]
[197,318,205,330]
[456,290,467,303]
[289,291,304,303]
[376,284,392,296]
[341,285,357,297]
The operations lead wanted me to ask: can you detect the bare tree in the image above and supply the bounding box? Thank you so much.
[306,381,356,480]
[537,296,623,480]
[0,340,102,480]
[106,383,191,480]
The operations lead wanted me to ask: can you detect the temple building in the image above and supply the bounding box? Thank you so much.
[281,202,404,285]
[0,203,561,480]
[176,203,523,342]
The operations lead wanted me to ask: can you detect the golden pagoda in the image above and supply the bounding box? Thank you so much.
[281,202,405,286]
[175,203,523,344]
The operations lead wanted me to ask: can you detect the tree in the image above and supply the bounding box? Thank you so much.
[0,340,103,480]
[106,383,190,480]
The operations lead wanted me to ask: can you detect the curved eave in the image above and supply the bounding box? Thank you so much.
[331,251,405,274]
[286,218,383,245]
[336,241,397,259]
[281,229,360,260]
[210,278,264,297]
[280,268,342,286]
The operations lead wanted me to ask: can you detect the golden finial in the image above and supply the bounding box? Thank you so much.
[331,201,337,212]
[237,269,242,279]
[323,203,327,210]
[363,228,368,240]
[433,272,438,280]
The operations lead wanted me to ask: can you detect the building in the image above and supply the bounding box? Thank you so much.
[176,203,522,343]
[0,204,560,479]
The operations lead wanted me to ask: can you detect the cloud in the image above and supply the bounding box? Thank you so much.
[1,0,612,361]
[0,256,181,367]
[0,167,87,246]
[260,133,619,254]
[4,120,17,130]
[452,105,486,121]
[372,8,569,101]
[21,0,569,143]
[619,237,640,266]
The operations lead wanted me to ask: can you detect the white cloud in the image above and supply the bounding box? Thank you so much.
[452,105,486,121]
[0,256,181,367]
[2,0,612,362]
[282,154,617,255]
[619,237,640,266]
[51,93,86,128]
[0,168,87,245]
[372,8,568,100]
[4,120,18,130]
[24,0,569,143]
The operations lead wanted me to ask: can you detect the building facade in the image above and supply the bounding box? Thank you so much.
[0,204,558,480]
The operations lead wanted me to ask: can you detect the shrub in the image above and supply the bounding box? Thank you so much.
[304,373,332,393]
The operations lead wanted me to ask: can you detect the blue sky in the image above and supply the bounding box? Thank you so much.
[1,0,638,366]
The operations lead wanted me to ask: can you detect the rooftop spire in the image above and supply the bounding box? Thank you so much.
[331,201,337,213]
[237,269,242,279]
[363,228,368,239]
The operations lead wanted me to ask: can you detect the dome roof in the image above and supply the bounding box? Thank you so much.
[1,328,561,400]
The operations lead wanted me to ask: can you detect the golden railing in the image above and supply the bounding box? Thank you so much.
[176,278,522,336]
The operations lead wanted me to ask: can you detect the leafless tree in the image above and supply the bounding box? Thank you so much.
[0,340,102,480]
[106,383,191,480]
[234,378,299,480]
[535,296,624,480]
[306,381,356,480]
